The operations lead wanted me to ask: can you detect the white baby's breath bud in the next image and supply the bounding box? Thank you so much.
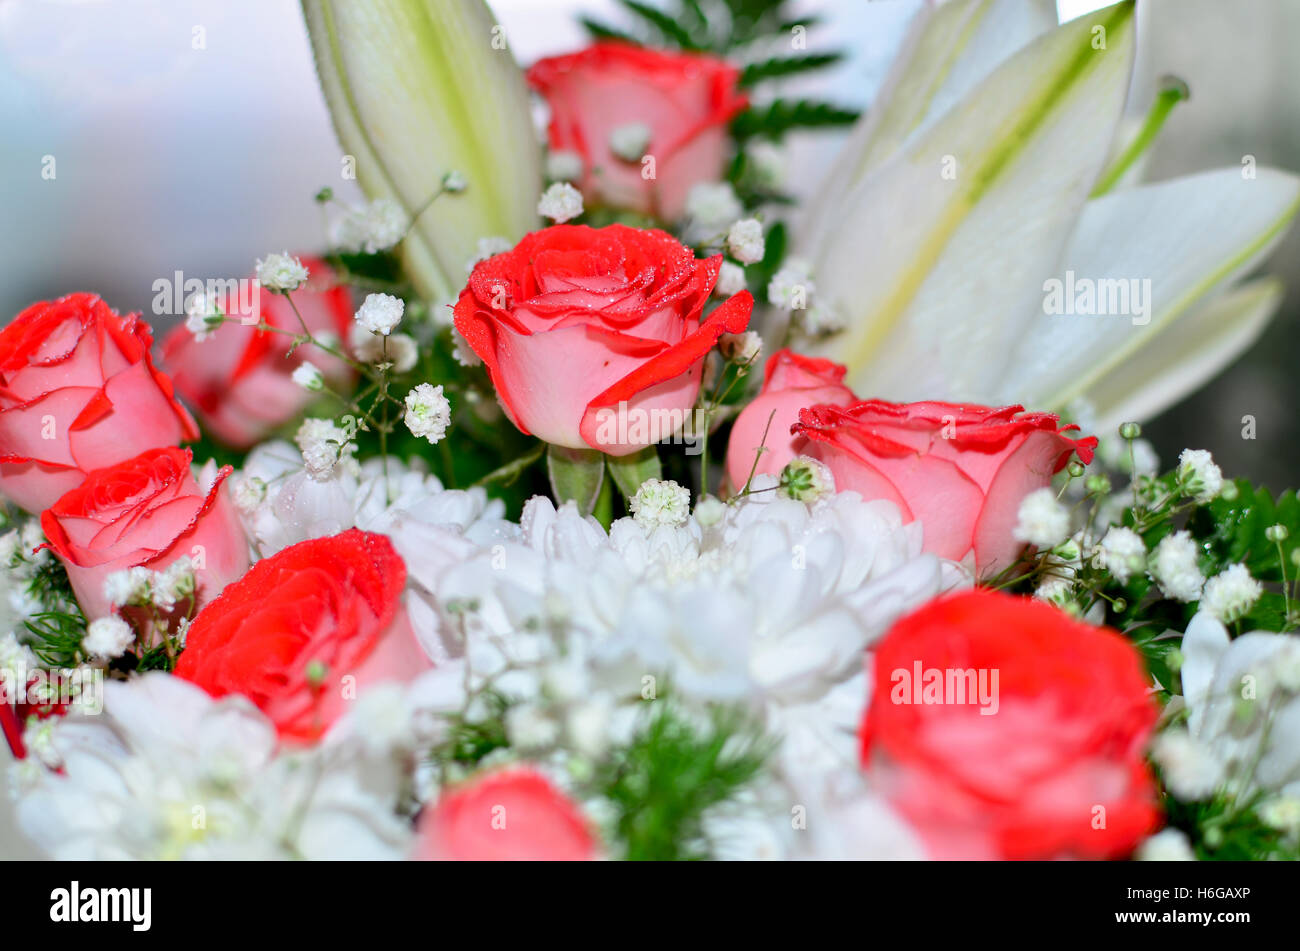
[799,301,844,337]
[693,496,727,528]
[768,261,815,311]
[83,615,135,660]
[726,218,765,265]
[154,556,196,610]
[441,170,468,193]
[291,362,325,392]
[537,182,583,223]
[546,149,584,182]
[505,703,559,751]
[1177,448,1223,503]
[452,328,482,368]
[1200,564,1262,624]
[295,418,353,481]
[103,566,153,609]
[385,333,419,374]
[609,122,652,162]
[683,182,742,232]
[230,475,266,513]
[714,261,747,298]
[183,292,223,341]
[1034,575,1075,608]
[1149,530,1205,602]
[0,530,20,570]
[466,236,512,272]
[404,383,451,445]
[254,252,309,292]
[719,331,762,366]
[1151,730,1223,800]
[1013,487,1070,548]
[778,457,835,503]
[1097,526,1146,584]
[354,293,405,336]
[630,479,691,529]
[1258,796,1300,836]
[1136,829,1197,861]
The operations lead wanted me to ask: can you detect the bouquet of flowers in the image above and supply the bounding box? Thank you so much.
[3,0,1299,862]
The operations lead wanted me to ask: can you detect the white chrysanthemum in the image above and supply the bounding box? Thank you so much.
[1200,564,1262,624]
[726,218,765,265]
[1097,525,1145,584]
[630,479,691,529]
[537,182,583,223]
[404,384,451,444]
[715,261,747,298]
[354,293,404,336]
[778,457,834,503]
[103,566,153,609]
[466,235,511,272]
[1151,729,1224,800]
[609,122,652,161]
[1136,828,1197,861]
[14,674,412,859]
[83,615,134,659]
[683,182,742,235]
[1012,487,1070,548]
[254,252,309,292]
[1178,448,1223,502]
[291,362,324,392]
[294,418,354,482]
[1149,530,1205,602]
[545,149,583,182]
[768,260,815,311]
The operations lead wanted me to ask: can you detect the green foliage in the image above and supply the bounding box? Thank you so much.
[1162,789,1300,861]
[731,98,860,141]
[1189,478,1300,583]
[22,610,86,669]
[738,52,843,86]
[430,690,512,771]
[592,701,771,860]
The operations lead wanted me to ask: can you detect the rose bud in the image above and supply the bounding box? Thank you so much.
[415,767,596,861]
[861,589,1160,860]
[526,43,747,221]
[39,446,249,621]
[160,256,354,449]
[453,224,752,455]
[724,348,856,492]
[173,529,429,743]
[0,293,198,513]
[792,400,1096,576]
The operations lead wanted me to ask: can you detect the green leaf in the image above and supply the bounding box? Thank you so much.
[620,0,704,50]
[580,17,641,45]
[547,444,606,516]
[738,52,844,86]
[731,98,859,140]
[606,446,663,503]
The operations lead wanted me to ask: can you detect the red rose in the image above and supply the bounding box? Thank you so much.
[861,589,1160,860]
[454,224,752,454]
[161,256,354,448]
[0,293,197,513]
[415,767,596,861]
[526,43,747,221]
[724,348,856,492]
[174,529,429,743]
[793,401,1096,576]
[40,447,248,621]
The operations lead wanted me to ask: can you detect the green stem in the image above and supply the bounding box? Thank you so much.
[1091,75,1189,197]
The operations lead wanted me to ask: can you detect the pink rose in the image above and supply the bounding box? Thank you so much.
[0,293,198,513]
[415,767,597,861]
[526,43,747,221]
[724,348,856,492]
[40,446,249,621]
[793,401,1096,575]
[161,256,354,448]
[453,224,752,455]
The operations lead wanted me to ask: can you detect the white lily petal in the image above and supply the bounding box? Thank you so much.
[809,2,1136,400]
[1086,277,1284,430]
[303,0,541,301]
[998,166,1300,408]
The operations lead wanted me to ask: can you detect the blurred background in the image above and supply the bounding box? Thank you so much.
[0,0,1298,859]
